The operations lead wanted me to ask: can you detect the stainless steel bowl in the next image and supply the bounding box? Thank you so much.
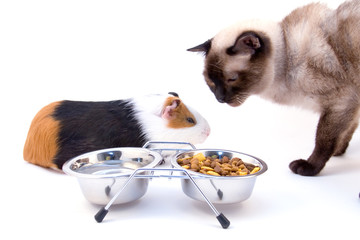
[171,149,267,204]
[63,147,163,205]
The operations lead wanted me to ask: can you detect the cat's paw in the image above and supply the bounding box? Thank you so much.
[289,159,319,176]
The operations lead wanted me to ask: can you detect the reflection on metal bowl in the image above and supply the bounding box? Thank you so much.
[62,147,163,205]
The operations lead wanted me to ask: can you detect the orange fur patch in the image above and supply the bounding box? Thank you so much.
[164,97,197,128]
[23,101,61,169]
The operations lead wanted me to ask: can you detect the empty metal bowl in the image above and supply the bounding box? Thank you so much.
[171,149,267,204]
[63,147,163,205]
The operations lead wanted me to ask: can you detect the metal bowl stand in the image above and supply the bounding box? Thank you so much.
[94,142,231,229]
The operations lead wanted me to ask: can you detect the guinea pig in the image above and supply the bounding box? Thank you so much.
[23,92,210,170]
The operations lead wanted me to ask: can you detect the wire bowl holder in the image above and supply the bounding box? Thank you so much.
[94,167,230,229]
[64,142,267,229]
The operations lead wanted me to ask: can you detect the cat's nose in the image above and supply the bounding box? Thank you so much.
[217,98,225,103]
[215,88,226,103]
[215,94,226,103]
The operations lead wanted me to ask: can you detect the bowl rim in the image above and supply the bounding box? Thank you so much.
[171,148,268,179]
[62,147,163,179]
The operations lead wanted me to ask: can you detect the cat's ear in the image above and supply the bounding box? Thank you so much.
[227,32,261,55]
[187,39,212,54]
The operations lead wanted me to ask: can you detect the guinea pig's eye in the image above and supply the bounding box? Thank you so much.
[187,117,195,124]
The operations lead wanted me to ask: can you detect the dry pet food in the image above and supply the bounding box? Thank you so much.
[177,153,260,176]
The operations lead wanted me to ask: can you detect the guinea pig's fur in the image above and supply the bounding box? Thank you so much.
[23,92,210,170]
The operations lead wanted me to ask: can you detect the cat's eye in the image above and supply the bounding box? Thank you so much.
[227,77,237,83]
[227,74,238,83]
[187,117,195,124]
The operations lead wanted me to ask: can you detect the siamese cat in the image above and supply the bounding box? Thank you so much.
[188,0,360,176]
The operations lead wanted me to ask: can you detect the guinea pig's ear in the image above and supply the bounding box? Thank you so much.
[226,32,261,56]
[168,92,179,97]
[162,99,181,120]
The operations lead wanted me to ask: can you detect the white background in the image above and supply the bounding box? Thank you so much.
[1,0,359,239]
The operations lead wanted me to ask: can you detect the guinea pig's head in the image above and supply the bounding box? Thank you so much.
[133,92,210,145]
[160,93,210,144]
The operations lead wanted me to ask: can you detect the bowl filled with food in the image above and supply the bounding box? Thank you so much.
[171,149,267,204]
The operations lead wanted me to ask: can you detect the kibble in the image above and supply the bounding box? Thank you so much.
[177,153,260,176]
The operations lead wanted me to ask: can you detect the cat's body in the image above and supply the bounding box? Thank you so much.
[189,0,360,176]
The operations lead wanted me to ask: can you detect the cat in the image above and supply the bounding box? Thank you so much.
[188,0,360,176]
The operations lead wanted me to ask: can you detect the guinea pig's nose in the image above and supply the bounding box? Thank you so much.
[204,127,211,137]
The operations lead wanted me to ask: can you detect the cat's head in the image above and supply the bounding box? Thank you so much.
[188,21,277,107]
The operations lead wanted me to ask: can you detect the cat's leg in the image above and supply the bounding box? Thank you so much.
[289,105,359,176]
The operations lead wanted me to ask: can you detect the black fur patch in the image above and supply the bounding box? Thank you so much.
[168,92,179,97]
[52,100,147,168]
